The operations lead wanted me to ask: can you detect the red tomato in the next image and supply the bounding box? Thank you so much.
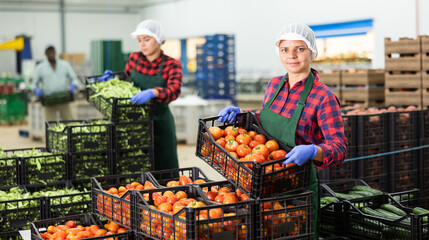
[167,195,179,205]
[268,149,287,161]
[224,134,235,142]
[265,140,280,153]
[236,144,252,158]
[216,137,226,148]
[154,195,168,207]
[223,193,239,204]
[206,191,218,201]
[193,179,206,184]
[236,127,247,135]
[236,133,252,145]
[65,221,76,228]
[208,126,223,140]
[249,153,265,163]
[252,144,270,158]
[225,139,239,152]
[158,202,173,212]
[224,126,238,137]
[249,140,262,149]
[254,134,267,144]
[209,208,222,218]
[247,130,257,139]
[175,191,188,200]
[214,194,224,203]
[229,151,239,159]
[179,175,193,185]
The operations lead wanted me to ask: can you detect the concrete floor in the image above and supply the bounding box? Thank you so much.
[0,123,226,181]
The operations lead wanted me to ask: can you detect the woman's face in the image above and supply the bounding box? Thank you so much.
[278,40,312,75]
[137,35,160,56]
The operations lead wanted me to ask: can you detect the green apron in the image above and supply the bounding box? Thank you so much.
[130,56,179,171]
[259,72,319,240]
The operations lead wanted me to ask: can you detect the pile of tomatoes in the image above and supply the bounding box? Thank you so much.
[95,180,157,227]
[38,220,128,240]
[202,184,249,203]
[206,125,288,165]
[139,187,247,240]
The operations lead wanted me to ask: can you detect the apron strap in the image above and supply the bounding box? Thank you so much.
[131,58,141,75]
[157,56,164,76]
[291,71,315,123]
[266,75,287,108]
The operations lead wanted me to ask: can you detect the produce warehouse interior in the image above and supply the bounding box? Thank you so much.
[1,0,429,239]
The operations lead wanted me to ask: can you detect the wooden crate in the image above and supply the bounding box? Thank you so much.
[385,71,422,88]
[385,88,422,108]
[342,87,385,107]
[422,36,429,71]
[319,71,341,86]
[385,53,422,71]
[342,69,385,86]
[319,71,342,101]
[422,71,429,107]
[385,37,421,54]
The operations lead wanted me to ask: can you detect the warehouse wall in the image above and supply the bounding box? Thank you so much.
[0,11,140,74]
[140,0,429,74]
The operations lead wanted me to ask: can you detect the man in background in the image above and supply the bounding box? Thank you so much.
[31,45,79,121]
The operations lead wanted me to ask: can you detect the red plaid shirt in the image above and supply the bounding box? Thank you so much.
[256,69,347,169]
[125,51,183,103]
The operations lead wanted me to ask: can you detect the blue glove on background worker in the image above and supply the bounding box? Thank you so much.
[34,88,42,97]
[70,84,76,93]
[130,89,154,104]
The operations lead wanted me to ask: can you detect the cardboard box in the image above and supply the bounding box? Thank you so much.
[59,53,86,66]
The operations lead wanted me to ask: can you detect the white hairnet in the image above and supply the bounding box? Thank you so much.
[130,19,165,44]
[275,23,318,60]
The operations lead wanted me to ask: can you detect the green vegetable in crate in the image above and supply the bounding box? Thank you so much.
[87,78,148,121]
[381,203,406,217]
[320,196,339,207]
[0,148,19,186]
[413,207,429,223]
[352,185,383,195]
[48,120,111,152]
[11,148,66,184]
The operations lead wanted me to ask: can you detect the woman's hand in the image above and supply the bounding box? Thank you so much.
[130,89,154,104]
[283,144,317,166]
[217,106,240,124]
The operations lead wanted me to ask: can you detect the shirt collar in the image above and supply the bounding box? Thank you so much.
[140,51,164,65]
[286,68,319,88]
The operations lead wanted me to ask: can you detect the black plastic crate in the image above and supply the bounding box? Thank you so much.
[255,191,313,240]
[0,231,21,240]
[388,189,420,208]
[342,194,429,240]
[320,201,344,236]
[0,149,22,186]
[91,173,157,228]
[46,119,112,153]
[320,179,382,200]
[196,112,310,199]
[85,71,154,123]
[69,151,112,180]
[148,167,211,187]
[360,174,389,193]
[113,120,153,151]
[24,181,91,219]
[30,213,133,240]
[341,114,358,160]
[18,147,67,185]
[113,148,153,175]
[318,160,357,182]
[0,185,43,233]
[196,180,252,203]
[133,185,254,240]
[40,91,73,106]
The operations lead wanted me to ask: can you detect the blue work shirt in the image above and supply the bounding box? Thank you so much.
[31,59,79,96]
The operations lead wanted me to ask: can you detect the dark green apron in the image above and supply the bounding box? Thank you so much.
[130,56,179,171]
[259,72,319,240]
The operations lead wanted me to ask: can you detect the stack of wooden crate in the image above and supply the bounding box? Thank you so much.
[341,69,385,107]
[422,36,429,108]
[319,70,342,102]
[385,37,423,108]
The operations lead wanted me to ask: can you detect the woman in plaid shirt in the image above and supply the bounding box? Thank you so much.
[218,23,347,239]
[124,19,183,171]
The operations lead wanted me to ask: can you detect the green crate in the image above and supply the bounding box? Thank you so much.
[0,93,27,122]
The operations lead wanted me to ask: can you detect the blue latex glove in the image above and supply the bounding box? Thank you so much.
[283,144,317,166]
[34,88,42,98]
[70,84,76,93]
[130,89,154,104]
[217,106,240,124]
[97,70,114,81]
